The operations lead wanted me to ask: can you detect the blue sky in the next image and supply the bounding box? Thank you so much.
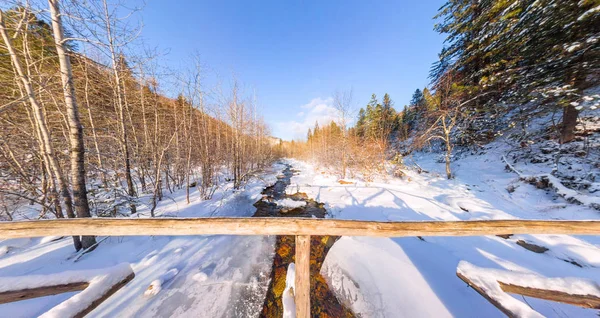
[140,0,446,140]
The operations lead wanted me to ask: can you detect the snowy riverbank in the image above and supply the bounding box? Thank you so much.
[285,150,600,317]
[0,162,287,317]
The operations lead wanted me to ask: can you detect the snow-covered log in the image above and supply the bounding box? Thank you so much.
[0,263,134,318]
[503,156,600,210]
[523,174,600,210]
[457,261,600,317]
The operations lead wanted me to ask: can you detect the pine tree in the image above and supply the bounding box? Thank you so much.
[356,108,366,137]
[433,0,600,143]
[422,88,436,112]
[410,89,425,128]
[410,89,423,106]
[381,93,397,139]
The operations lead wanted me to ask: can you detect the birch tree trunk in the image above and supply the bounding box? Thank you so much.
[101,0,136,213]
[48,0,96,249]
[0,9,82,251]
[83,58,107,187]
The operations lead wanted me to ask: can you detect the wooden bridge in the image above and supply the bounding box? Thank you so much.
[1,218,600,317]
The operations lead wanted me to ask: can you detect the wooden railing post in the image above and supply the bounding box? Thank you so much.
[295,235,310,318]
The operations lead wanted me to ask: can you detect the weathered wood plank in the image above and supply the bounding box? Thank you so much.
[0,218,599,239]
[295,235,311,318]
[0,282,89,305]
[456,272,519,317]
[458,270,600,317]
[499,282,600,309]
[74,272,135,318]
[0,272,134,317]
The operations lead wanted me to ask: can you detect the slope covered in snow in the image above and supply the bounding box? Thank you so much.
[285,148,600,317]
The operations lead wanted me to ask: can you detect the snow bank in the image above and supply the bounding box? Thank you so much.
[274,199,306,209]
[458,261,600,298]
[323,237,454,317]
[286,155,600,317]
[282,263,296,318]
[144,268,179,297]
[458,261,600,317]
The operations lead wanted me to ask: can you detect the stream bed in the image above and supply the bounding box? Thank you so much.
[253,164,355,317]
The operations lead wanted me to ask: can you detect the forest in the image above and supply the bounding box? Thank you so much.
[292,0,599,182]
[0,2,281,251]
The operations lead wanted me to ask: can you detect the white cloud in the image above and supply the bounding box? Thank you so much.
[274,97,339,140]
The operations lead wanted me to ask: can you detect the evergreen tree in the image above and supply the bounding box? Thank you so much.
[381,93,397,138]
[356,108,366,137]
[410,89,424,106]
[422,88,436,112]
[433,0,600,143]
[410,88,426,128]
[382,93,393,110]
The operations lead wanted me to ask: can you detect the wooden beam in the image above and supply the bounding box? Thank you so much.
[456,272,518,317]
[499,282,600,309]
[458,270,600,317]
[0,271,134,318]
[295,235,311,318]
[0,282,89,305]
[0,218,599,239]
[75,272,135,318]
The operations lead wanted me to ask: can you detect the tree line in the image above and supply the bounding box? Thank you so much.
[290,0,599,180]
[0,3,279,251]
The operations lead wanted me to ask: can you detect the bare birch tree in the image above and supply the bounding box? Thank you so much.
[333,89,353,179]
[0,8,82,250]
[48,0,96,249]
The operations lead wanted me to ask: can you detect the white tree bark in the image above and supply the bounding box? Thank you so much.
[48,0,96,249]
[0,8,81,250]
[101,0,136,213]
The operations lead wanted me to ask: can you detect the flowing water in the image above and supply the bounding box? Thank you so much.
[253,164,355,317]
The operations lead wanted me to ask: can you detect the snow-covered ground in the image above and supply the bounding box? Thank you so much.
[1,149,599,317]
[0,163,287,318]
[285,144,600,317]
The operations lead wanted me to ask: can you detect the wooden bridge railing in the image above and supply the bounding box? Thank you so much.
[1,218,600,317]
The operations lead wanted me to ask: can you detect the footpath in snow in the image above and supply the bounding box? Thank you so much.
[285,149,600,317]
